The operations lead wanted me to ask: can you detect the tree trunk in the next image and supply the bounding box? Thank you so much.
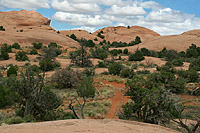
[81,97,86,119]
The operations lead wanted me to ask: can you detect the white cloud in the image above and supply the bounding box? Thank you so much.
[105,4,146,16]
[52,0,101,13]
[0,0,50,10]
[52,12,112,27]
[74,26,96,33]
[139,1,163,10]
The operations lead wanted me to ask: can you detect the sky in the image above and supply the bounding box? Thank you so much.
[0,0,200,35]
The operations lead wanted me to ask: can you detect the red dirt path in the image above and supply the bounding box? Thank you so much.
[100,80,129,119]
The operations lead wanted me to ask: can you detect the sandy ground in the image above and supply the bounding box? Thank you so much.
[0,119,178,133]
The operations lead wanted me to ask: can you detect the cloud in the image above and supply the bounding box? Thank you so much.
[1,0,200,35]
[105,4,146,16]
[52,0,101,13]
[0,0,50,10]
[73,26,96,33]
[52,11,113,27]
[139,1,163,10]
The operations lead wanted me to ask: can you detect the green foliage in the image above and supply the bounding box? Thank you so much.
[141,48,150,56]
[189,57,200,71]
[84,39,95,47]
[15,51,29,61]
[7,65,18,77]
[123,48,129,54]
[82,68,95,77]
[0,49,9,60]
[30,49,38,55]
[32,42,43,49]
[43,43,62,58]
[4,116,25,125]
[120,68,135,78]
[97,61,107,68]
[0,25,5,31]
[77,76,96,98]
[108,62,123,75]
[120,76,182,124]
[70,42,93,67]
[1,43,12,53]
[97,32,105,39]
[129,50,145,61]
[39,58,60,72]
[0,84,15,109]
[94,38,98,41]
[70,34,77,41]
[170,59,184,66]
[90,47,108,60]
[11,43,21,49]
[52,67,80,89]
[176,70,199,83]
[48,42,58,48]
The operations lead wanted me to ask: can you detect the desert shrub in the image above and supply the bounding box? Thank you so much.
[176,70,199,83]
[108,62,123,75]
[136,70,150,75]
[39,58,60,72]
[70,34,77,41]
[141,48,150,56]
[189,57,200,71]
[0,84,14,109]
[186,44,199,58]
[48,42,58,48]
[129,50,145,61]
[119,76,182,124]
[7,65,18,77]
[97,32,105,39]
[85,39,95,47]
[77,76,96,98]
[1,43,12,53]
[82,68,95,77]
[52,67,80,89]
[4,116,25,125]
[29,64,40,73]
[30,49,38,55]
[120,68,134,78]
[32,42,43,49]
[97,61,107,68]
[123,48,129,54]
[90,47,108,60]
[15,51,29,61]
[94,38,98,41]
[171,59,184,66]
[11,43,21,49]
[0,26,5,31]
[0,49,9,60]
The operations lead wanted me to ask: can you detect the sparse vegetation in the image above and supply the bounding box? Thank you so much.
[15,51,29,61]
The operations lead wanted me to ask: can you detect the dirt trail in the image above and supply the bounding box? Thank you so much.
[101,80,129,119]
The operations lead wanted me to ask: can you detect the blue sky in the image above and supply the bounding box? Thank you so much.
[0,0,200,35]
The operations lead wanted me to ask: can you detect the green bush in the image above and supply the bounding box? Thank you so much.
[32,42,43,49]
[108,62,123,75]
[129,50,145,61]
[12,43,21,49]
[0,49,9,60]
[52,67,80,89]
[97,61,107,68]
[30,49,38,55]
[39,58,60,72]
[120,68,134,78]
[0,26,5,31]
[123,48,128,54]
[97,32,105,39]
[15,51,29,61]
[5,116,25,125]
[70,34,77,41]
[7,65,18,77]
